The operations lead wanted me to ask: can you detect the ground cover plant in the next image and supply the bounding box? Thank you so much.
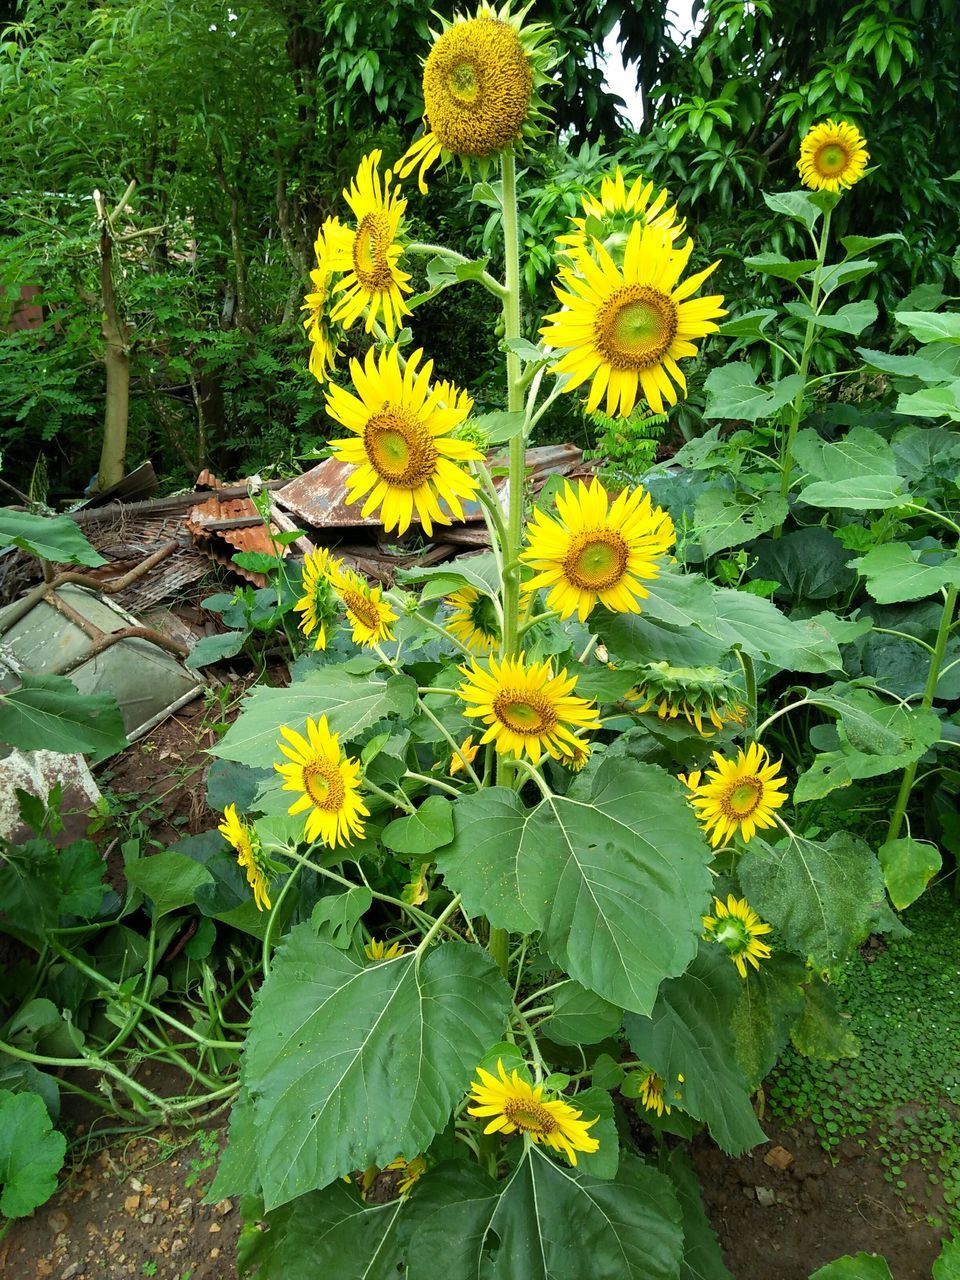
[3,2,960,1277]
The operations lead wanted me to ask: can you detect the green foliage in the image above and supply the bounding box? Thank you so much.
[0,674,127,761]
[0,1089,66,1218]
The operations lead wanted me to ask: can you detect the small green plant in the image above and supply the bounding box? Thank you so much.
[583,405,671,482]
[184,1130,221,1191]
[141,1262,158,1278]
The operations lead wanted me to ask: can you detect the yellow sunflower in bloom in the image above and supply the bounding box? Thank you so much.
[521,477,675,622]
[327,151,412,338]
[637,1071,670,1118]
[467,1059,599,1166]
[365,938,406,960]
[218,804,272,912]
[385,1155,427,1196]
[327,345,483,537]
[457,652,601,765]
[326,561,397,647]
[301,216,344,384]
[541,222,725,417]
[395,2,556,193]
[274,715,369,848]
[798,120,869,193]
[449,734,480,777]
[445,585,501,654]
[292,547,340,650]
[557,167,685,262]
[680,742,789,848]
[703,894,773,979]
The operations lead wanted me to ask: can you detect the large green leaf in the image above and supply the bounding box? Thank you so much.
[382,795,454,856]
[404,1149,684,1280]
[743,252,819,282]
[437,760,713,1014]
[808,1254,894,1279]
[895,381,960,421]
[0,509,105,566]
[791,976,859,1061]
[0,1089,66,1217]
[878,837,941,909]
[541,981,623,1047]
[244,931,510,1209]
[663,1147,734,1280]
[731,954,807,1090]
[751,528,856,601]
[739,831,885,968]
[124,850,214,919]
[895,310,960,344]
[799,474,910,510]
[703,364,804,422]
[933,1238,960,1280]
[237,1183,404,1279]
[212,666,418,764]
[793,425,898,481]
[625,946,766,1155]
[0,674,127,761]
[848,543,960,603]
[693,488,787,557]
[761,190,823,231]
[705,589,842,673]
[786,300,877,336]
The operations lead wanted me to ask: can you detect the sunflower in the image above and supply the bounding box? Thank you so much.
[798,120,869,194]
[326,561,397,647]
[301,216,344,384]
[637,1071,670,1118]
[557,167,685,263]
[365,938,406,960]
[395,2,557,193]
[445,585,501,654]
[292,547,340,650]
[457,652,601,765]
[326,151,412,339]
[327,345,483,537]
[703,894,773,979]
[218,804,272,912]
[629,661,747,737]
[556,735,591,772]
[467,1059,599,1166]
[541,222,725,417]
[385,1155,427,1197]
[521,477,675,622]
[449,734,480,777]
[679,742,789,848]
[274,715,369,848]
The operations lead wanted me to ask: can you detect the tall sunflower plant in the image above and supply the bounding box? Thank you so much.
[208,16,905,1277]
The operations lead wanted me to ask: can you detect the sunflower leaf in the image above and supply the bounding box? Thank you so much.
[437,759,713,1014]
[703,363,805,422]
[403,1149,685,1280]
[0,1089,66,1218]
[243,931,511,1209]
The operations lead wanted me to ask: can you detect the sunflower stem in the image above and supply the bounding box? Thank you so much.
[736,649,757,735]
[261,857,302,976]
[774,206,832,536]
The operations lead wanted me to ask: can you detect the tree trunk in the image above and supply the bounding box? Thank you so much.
[97,191,132,492]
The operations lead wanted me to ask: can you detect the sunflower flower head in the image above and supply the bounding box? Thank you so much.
[467,1058,599,1166]
[449,734,481,777]
[798,120,869,193]
[218,804,272,912]
[395,1,558,193]
[630,661,747,737]
[445,585,501,654]
[293,547,341,651]
[521,477,675,622]
[274,715,369,848]
[679,741,788,848]
[327,345,483,536]
[302,216,344,383]
[541,221,725,418]
[457,651,601,765]
[556,734,591,772]
[327,561,398,648]
[385,1155,428,1197]
[557,167,686,266]
[326,151,412,338]
[365,937,407,961]
[703,894,773,978]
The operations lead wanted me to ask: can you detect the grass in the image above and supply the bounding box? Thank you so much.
[768,882,960,1232]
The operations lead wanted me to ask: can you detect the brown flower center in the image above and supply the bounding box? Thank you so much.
[503,1097,558,1135]
[562,528,629,590]
[302,758,346,812]
[593,284,678,371]
[493,689,557,736]
[352,213,395,291]
[722,777,763,818]
[363,406,439,488]
[341,587,383,634]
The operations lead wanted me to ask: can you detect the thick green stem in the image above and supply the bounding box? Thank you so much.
[775,207,832,535]
[886,585,958,845]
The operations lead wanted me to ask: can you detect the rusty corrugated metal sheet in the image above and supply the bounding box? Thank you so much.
[185,494,289,587]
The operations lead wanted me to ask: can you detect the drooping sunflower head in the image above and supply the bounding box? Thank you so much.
[395,1,557,193]
[457,651,601,765]
[703,894,773,979]
[557,167,686,265]
[218,804,272,912]
[274,715,369,848]
[542,221,725,418]
[449,734,481,777]
[556,734,591,772]
[680,741,789,848]
[327,561,397,648]
[521,477,675,622]
[385,1155,428,1197]
[292,547,341,651]
[637,1071,669,1118]
[630,661,747,738]
[327,345,483,537]
[467,1058,599,1166]
[445,585,501,654]
[302,216,345,384]
[365,937,407,961]
[798,120,869,194]
[325,150,412,339]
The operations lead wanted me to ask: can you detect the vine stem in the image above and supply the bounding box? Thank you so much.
[886,585,958,845]
[774,205,833,536]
